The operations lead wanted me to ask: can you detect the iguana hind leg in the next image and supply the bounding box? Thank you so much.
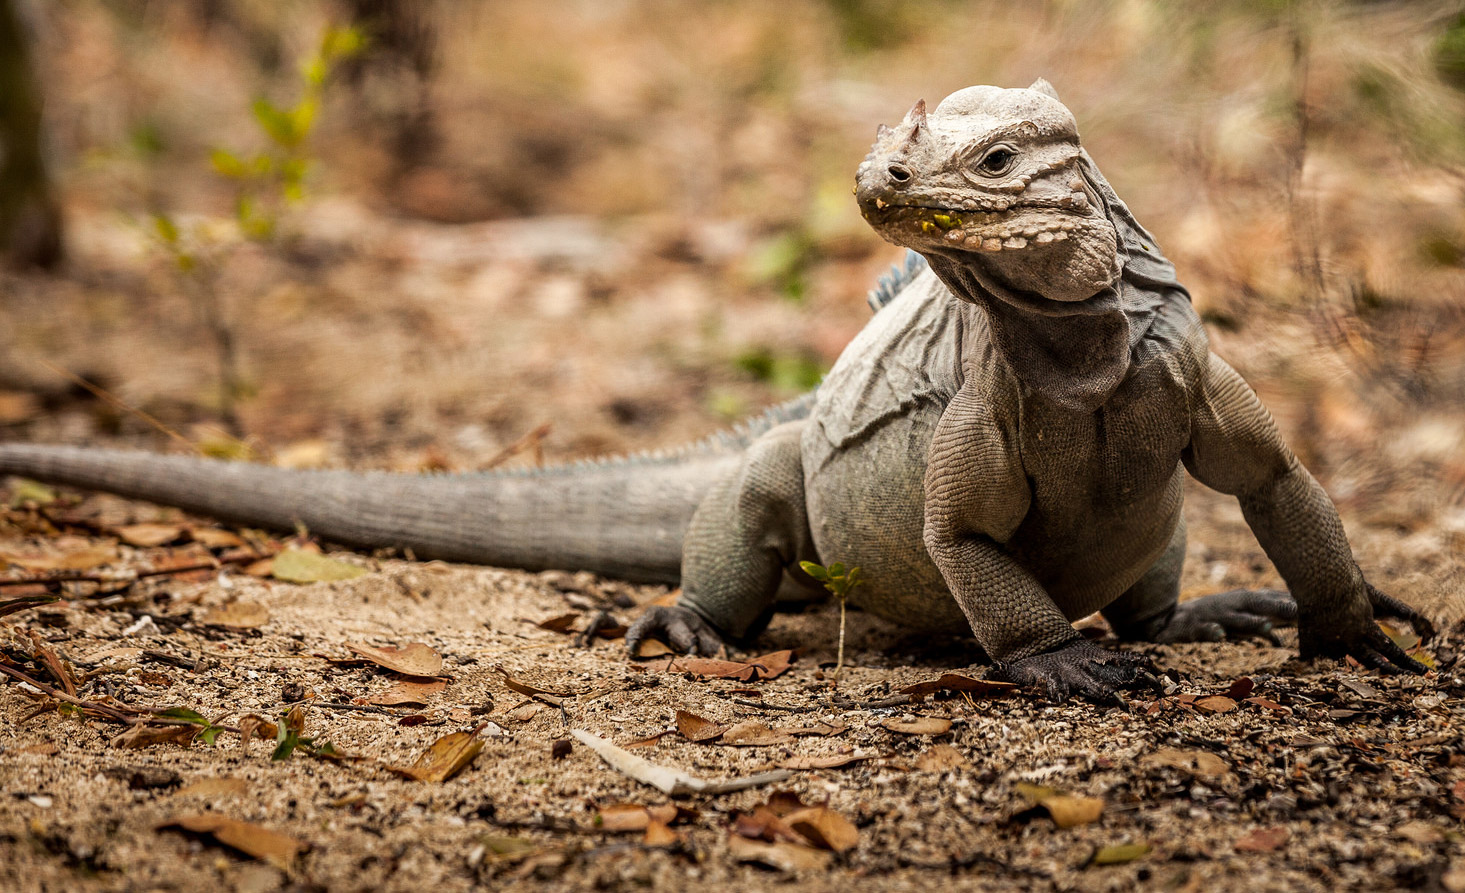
[625,421,818,656]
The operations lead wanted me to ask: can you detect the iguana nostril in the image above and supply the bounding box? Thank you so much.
[887,163,913,184]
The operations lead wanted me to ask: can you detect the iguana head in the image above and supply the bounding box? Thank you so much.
[855,80,1122,304]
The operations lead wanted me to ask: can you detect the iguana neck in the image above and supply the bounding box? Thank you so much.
[927,254,1132,411]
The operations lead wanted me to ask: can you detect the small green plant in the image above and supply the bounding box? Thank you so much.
[271,705,342,761]
[798,560,863,683]
[148,25,364,437]
[154,706,228,745]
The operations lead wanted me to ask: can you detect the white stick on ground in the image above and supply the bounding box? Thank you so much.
[570,729,792,795]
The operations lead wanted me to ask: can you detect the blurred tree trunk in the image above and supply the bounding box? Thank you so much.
[0,0,63,270]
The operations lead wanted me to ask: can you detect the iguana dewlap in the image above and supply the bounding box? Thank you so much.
[0,81,1433,700]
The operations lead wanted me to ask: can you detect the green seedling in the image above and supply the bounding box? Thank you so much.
[798,560,864,683]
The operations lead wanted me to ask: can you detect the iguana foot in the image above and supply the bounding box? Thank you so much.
[625,605,727,657]
[1298,584,1435,675]
[991,641,1159,704]
[1153,588,1297,645]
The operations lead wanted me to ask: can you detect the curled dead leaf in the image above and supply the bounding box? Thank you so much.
[727,833,832,872]
[880,716,952,736]
[784,806,858,852]
[366,679,446,707]
[157,814,307,869]
[721,720,794,747]
[115,523,185,548]
[174,777,249,799]
[914,744,969,772]
[675,709,727,743]
[1016,782,1105,828]
[640,650,794,682]
[1194,695,1237,714]
[386,729,484,783]
[346,642,443,677]
[597,803,679,832]
[898,674,1017,698]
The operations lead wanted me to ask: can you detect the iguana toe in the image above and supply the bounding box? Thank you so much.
[625,605,726,658]
[1155,588,1295,645]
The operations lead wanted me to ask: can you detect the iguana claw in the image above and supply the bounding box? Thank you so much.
[991,640,1158,705]
[625,605,727,658]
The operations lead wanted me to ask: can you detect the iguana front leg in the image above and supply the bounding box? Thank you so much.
[924,386,1155,702]
[1183,354,1434,671]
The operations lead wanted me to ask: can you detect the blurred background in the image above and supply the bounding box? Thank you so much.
[0,1,1462,576]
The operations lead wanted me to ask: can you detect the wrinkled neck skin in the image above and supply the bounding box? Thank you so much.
[926,154,1135,412]
[926,253,1133,413]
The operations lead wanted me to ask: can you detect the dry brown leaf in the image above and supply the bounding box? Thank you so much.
[189,528,246,549]
[0,390,39,423]
[386,729,484,783]
[915,744,969,772]
[597,803,679,832]
[237,715,279,756]
[112,724,199,750]
[633,638,674,658]
[1140,748,1230,778]
[243,558,275,577]
[346,642,444,677]
[1234,827,1290,853]
[641,650,794,682]
[174,777,249,799]
[784,806,858,852]
[8,547,116,572]
[721,720,793,747]
[727,834,831,872]
[881,716,952,736]
[115,523,185,548]
[1245,696,1291,714]
[157,814,307,869]
[643,820,679,847]
[1042,795,1106,828]
[899,674,1018,698]
[535,612,580,633]
[778,751,877,770]
[1194,695,1238,714]
[505,702,543,723]
[493,666,575,704]
[1016,782,1105,828]
[675,709,727,743]
[366,679,446,707]
[201,601,270,630]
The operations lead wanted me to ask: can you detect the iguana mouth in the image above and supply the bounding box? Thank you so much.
[862,201,1089,252]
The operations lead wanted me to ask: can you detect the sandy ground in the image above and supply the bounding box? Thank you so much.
[1,199,1463,893]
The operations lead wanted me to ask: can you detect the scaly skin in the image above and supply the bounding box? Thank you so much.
[630,81,1434,699]
[0,81,1435,702]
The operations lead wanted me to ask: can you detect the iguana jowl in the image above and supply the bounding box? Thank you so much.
[0,81,1433,700]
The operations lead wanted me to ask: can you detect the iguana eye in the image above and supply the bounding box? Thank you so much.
[978,147,1016,176]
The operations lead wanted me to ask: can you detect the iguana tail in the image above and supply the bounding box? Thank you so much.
[0,395,813,584]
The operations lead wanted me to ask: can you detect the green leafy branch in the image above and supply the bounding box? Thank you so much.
[799,560,864,683]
